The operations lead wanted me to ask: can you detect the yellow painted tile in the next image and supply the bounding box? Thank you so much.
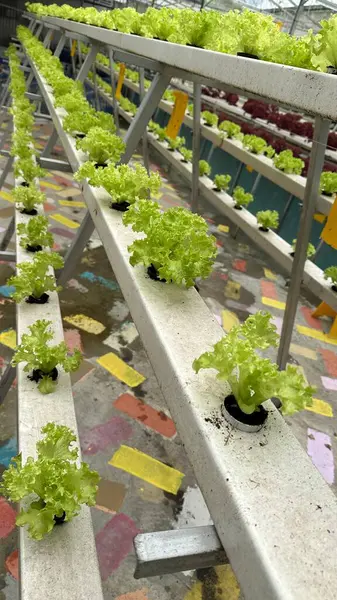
[314,213,326,224]
[184,565,240,600]
[57,188,82,198]
[97,352,145,387]
[306,398,333,417]
[109,445,184,494]
[152,192,163,200]
[59,200,86,208]
[218,224,229,233]
[224,280,240,300]
[263,268,277,281]
[34,142,44,150]
[40,181,63,191]
[297,325,337,346]
[290,343,317,360]
[222,310,239,332]
[64,314,106,334]
[50,214,80,229]
[262,297,286,310]
[0,329,16,349]
[0,191,14,203]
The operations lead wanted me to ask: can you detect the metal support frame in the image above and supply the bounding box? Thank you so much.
[54,33,67,58]
[277,116,330,369]
[0,251,16,261]
[191,83,201,212]
[251,172,262,195]
[134,526,228,579]
[0,156,14,190]
[277,193,294,233]
[38,157,72,172]
[206,143,215,164]
[92,64,100,111]
[41,128,59,159]
[229,162,244,194]
[109,48,119,135]
[0,217,15,252]
[57,212,95,286]
[76,45,99,84]
[121,71,171,164]
[139,68,150,174]
[70,37,77,79]
[42,28,53,49]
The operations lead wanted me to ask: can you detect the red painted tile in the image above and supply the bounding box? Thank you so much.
[53,174,73,187]
[0,497,16,538]
[114,393,176,438]
[216,239,223,247]
[43,203,55,212]
[260,281,278,300]
[5,549,19,580]
[232,258,247,272]
[320,349,337,377]
[300,306,323,330]
[96,514,139,580]
[64,328,83,353]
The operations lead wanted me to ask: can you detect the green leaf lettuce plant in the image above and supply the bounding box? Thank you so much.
[12,320,82,394]
[193,311,314,426]
[214,174,231,192]
[14,159,47,186]
[123,200,217,287]
[180,147,193,162]
[201,111,219,127]
[256,210,279,231]
[233,186,253,209]
[13,184,46,215]
[17,215,54,252]
[320,171,337,195]
[243,134,267,154]
[218,120,243,140]
[273,150,304,175]
[199,160,211,177]
[76,127,125,166]
[167,136,185,151]
[324,266,337,290]
[291,239,316,258]
[0,422,99,539]
[8,251,63,304]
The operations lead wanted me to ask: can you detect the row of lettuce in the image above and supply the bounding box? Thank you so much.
[17,26,317,424]
[27,2,337,73]
[2,45,99,542]
[89,51,337,195]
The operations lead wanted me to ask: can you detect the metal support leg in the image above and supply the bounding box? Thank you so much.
[277,116,330,370]
[0,251,15,261]
[251,172,262,195]
[276,194,294,233]
[191,83,201,212]
[312,238,324,264]
[0,216,14,251]
[229,162,244,194]
[0,156,14,191]
[206,143,215,164]
[76,45,98,84]
[41,128,59,159]
[57,212,95,286]
[34,23,44,40]
[139,68,149,173]
[134,526,228,579]
[109,49,119,135]
[121,70,171,164]
[43,29,53,49]
[93,64,100,111]
[0,364,16,405]
[54,33,67,58]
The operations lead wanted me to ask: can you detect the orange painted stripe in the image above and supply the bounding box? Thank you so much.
[114,393,176,438]
[260,280,277,300]
[320,349,337,377]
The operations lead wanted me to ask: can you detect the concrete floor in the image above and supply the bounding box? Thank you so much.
[0,116,336,600]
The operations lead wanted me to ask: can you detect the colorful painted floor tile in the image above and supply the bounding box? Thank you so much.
[319,349,337,376]
[218,224,229,233]
[115,591,148,600]
[224,280,241,300]
[221,310,239,332]
[49,214,80,229]
[0,497,16,538]
[95,479,126,514]
[40,181,62,191]
[0,438,17,467]
[0,286,14,298]
[0,329,16,349]
[57,188,83,198]
[300,306,323,330]
[290,343,317,361]
[263,268,277,281]
[110,445,184,494]
[50,226,76,239]
[5,550,18,580]
[232,258,246,273]
[81,416,133,455]
[321,376,337,391]
[64,314,106,334]
[70,359,95,386]
[297,326,337,346]
[306,399,333,417]
[260,280,277,299]
[96,513,139,580]
[0,191,14,203]
[307,428,334,484]
[58,200,86,208]
[97,353,145,387]
[262,297,286,310]
[80,271,119,291]
[114,393,176,438]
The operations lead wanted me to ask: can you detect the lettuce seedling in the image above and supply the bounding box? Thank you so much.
[199,160,211,177]
[12,319,82,394]
[14,158,47,185]
[320,171,337,195]
[180,147,193,162]
[11,131,36,160]
[17,215,53,252]
[55,91,89,114]
[75,162,161,207]
[123,200,217,287]
[218,120,243,140]
[193,311,314,416]
[8,251,63,304]
[273,150,304,175]
[0,422,99,539]
[324,266,337,289]
[163,89,176,103]
[233,186,253,209]
[292,239,316,258]
[63,108,115,136]
[119,96,137,115]
[187,103,194,116]
[143,7,176,40]
[214,174,231,192]
[201,111,219,128]
[76,127,125,166]
[256,210,279,231]
[13,184,45,214]
[148,120,160,133]
[243,134,267,154]
[167,136,185,151]
[312,16,337,71]
[155,127,167,142]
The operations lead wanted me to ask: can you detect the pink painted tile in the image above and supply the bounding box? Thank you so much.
[64,328,83,353]
[321,376,337,391]
[81,416,133,455]
[5,549,19,580]
[300,306,323,330]
[96,514,139,580]
[307,428,334,484]
[271,316,283,335]
[232,258,247,272]
[260,280,277,300]
[319,349,337,377]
